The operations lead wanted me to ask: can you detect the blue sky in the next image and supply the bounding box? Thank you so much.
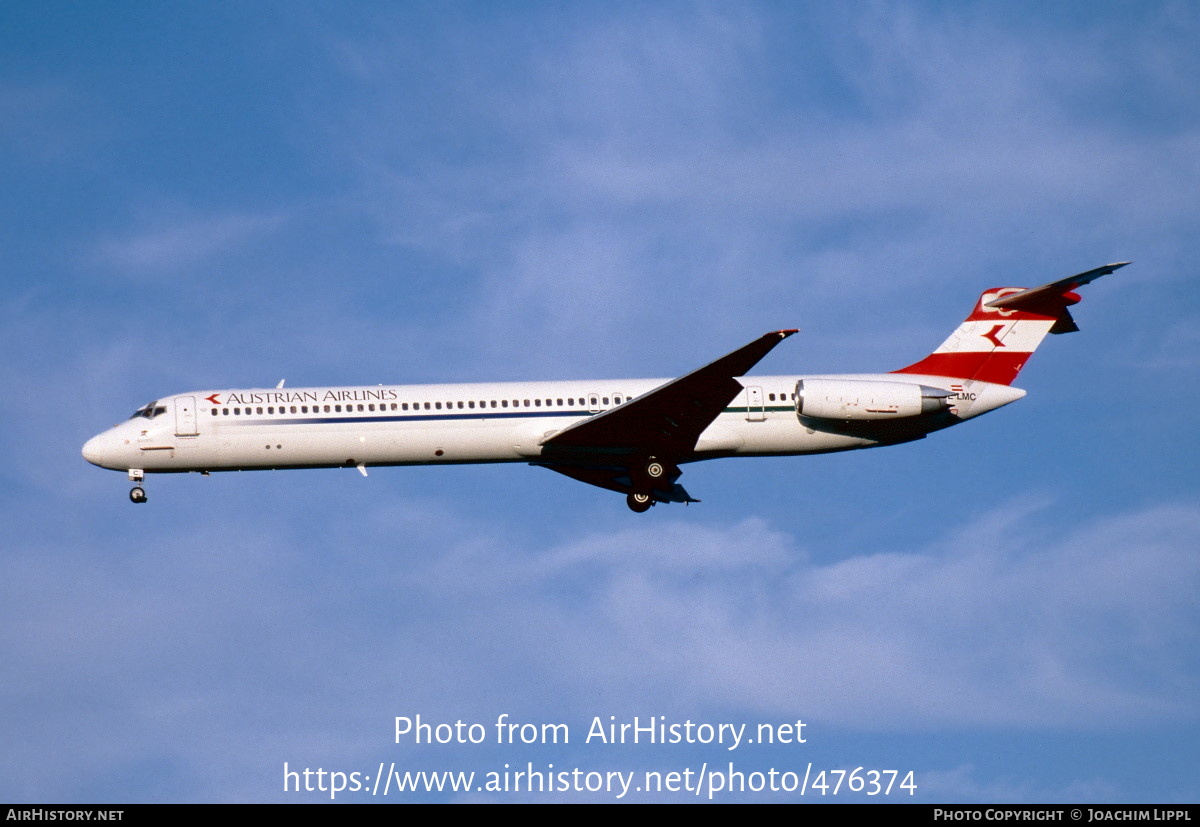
[2,1,1197,803]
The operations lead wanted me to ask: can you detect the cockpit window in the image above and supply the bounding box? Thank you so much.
[129,401,168,420]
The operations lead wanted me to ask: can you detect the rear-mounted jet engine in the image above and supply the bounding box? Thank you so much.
[795,378,953,422]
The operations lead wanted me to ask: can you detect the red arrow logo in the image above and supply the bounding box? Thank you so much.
[205,393,221,405]
[982,324,1007,348]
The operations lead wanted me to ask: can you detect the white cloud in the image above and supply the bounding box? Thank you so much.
[400,499,1200,728]
[94,211,287,276]
[6,494,1194,800]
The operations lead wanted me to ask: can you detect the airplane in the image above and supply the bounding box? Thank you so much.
[82,263,1127,512]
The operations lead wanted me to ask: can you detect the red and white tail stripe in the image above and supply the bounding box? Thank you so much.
[892,288,1057,384]
[891,263,1126,385]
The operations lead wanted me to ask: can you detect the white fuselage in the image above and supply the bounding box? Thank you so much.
[82,373,1024,476]
[83,265,1120,509]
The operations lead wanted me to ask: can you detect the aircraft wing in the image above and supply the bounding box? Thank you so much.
[540,329,797,460]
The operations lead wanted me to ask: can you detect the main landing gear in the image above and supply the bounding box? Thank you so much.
[626,492,654,513]
[625,457,673,512]
[128,469,147,504]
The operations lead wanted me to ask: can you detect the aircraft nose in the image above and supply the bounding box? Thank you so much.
[82,431,119,468]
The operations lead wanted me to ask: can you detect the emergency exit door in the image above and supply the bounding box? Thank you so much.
[744,386,765,421]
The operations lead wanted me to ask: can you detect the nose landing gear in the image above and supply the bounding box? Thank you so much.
[127,469,147,504]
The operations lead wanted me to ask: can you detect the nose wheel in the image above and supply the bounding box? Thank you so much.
[127,469,147,504]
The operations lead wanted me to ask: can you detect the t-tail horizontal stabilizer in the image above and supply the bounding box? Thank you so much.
[984,261,1130,334]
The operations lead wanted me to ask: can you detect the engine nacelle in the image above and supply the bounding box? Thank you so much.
[796,378,953,422]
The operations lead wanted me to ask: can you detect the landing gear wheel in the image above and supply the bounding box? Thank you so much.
[626,492,653,513]
[129,486,147,504]
[645,460,665,479]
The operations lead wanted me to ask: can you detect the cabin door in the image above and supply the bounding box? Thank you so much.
[174,396,198,437]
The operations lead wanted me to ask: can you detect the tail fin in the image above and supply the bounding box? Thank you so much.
[892,262,1128,386]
